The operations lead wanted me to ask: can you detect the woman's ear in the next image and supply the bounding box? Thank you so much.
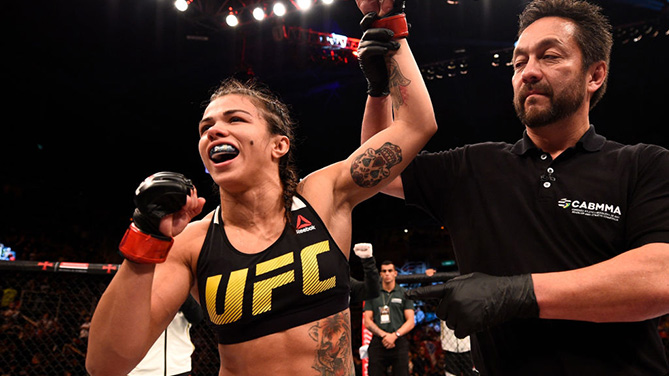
[271,135,290,159]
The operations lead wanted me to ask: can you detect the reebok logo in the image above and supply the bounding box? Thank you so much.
[296,215,312,229]
[558,198,622,222]
[296,215,315,234]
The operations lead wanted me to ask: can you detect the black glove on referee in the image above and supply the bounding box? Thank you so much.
[405,272,540,339]
[358,12,400,97]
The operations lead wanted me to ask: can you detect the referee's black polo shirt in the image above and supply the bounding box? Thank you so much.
[401,125,669,375]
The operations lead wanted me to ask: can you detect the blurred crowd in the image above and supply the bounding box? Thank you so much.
[0,271,471,376]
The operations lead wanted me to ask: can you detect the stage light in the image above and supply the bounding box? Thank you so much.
[226,12,239,27]
[435,65,444,79]
[459,61,468,75]
[174,0,188,12]
[297,0,312,11]
[253,6,266,21]
[447,61,456,77]
[492,53,500,67]
[322,0,334,5]
[273,2,287,16]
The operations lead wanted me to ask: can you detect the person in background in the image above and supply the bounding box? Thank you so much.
[129,295,203,376]
[350,243,380,305]
[363,260,415,376]
[424,269,477,376]
[350,242,380,376]
[439,322,477,376]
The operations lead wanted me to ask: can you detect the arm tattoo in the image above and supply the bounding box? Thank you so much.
[350,142,403,188]
[387,57,411,111]
[308,311,355,376]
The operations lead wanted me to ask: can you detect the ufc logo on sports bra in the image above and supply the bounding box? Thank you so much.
[204,240,335,325]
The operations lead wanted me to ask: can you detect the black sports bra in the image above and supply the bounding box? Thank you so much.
[196,194,350,344]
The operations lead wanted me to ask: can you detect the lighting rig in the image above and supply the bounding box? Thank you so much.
[174,0,336,28]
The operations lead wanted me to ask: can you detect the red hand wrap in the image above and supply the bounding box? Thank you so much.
[119,223,174,264]
[371,14,408,39]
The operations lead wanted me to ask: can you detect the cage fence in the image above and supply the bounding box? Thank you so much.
[1,261,667,376]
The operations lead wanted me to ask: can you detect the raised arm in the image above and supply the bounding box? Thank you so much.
[355,0,417,199]
[314,4,436,208]
[350,243,380,304]
[359,95,404,198]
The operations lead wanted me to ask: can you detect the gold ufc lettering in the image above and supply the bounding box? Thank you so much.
[204,241,336,324]
[301,241,336,295]
[253,253,295,316]
[206,269,248,325]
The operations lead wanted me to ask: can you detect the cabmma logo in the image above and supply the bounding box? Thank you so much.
[296,215,316,234]
[558,198,622,222]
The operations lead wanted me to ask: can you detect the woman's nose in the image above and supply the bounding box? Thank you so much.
[206,123,230,140]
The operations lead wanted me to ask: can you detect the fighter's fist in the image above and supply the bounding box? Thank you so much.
[134,172,194,220]
[353,243,374,259]
[119,172,203,264]
[358,20,400,97]
[355,0,394,17]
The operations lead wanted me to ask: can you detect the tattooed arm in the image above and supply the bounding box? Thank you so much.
[358,63,409,199]
[352,0,424,199]
[296,5,434,257]
[335,36,436,207]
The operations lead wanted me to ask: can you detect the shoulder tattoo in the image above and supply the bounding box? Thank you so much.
[350,142,403,188]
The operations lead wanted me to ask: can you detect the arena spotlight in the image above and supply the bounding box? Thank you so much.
[459,61,468,75]
[174,0,188,12]
[273,2,287,16]
[491,53,500,67]
[322,0,334,5]
[297,0,312,11]
[226,12,239,27]
[253,6,266,21]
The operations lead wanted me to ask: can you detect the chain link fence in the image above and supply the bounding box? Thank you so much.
[1,261,667,376]
[0,262,220,376]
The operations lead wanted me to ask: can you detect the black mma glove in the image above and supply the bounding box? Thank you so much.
[132,171,194,239]
[405,272,539,339]
[358,13,400,97]
[119,171,194,264]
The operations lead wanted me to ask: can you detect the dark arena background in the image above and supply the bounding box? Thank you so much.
[2,0,668,374]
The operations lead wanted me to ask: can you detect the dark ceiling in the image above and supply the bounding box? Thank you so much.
[3,0,668,263]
